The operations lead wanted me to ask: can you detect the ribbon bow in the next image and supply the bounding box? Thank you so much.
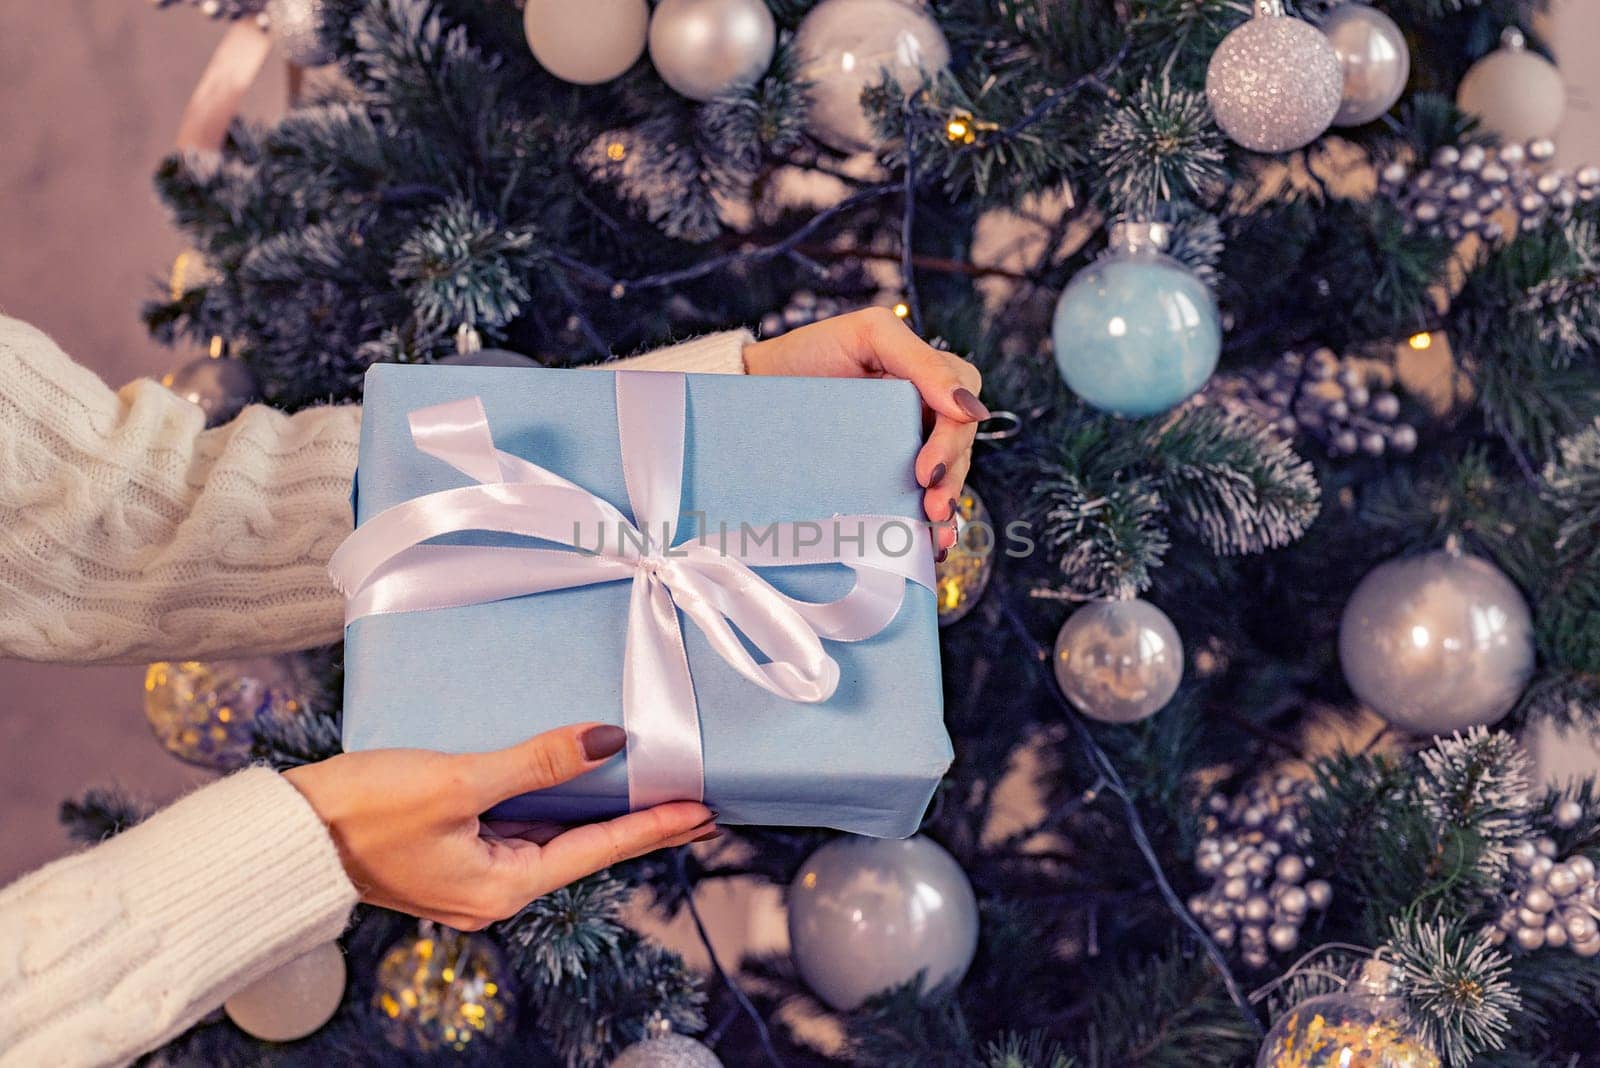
[330,371,934,809]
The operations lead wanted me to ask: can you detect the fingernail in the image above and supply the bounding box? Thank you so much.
[953,387,990,421]
[693,828,723,843]
[948,497,960,522]
[924,462,947,488]
[935,548,948,564]
[580,724,627,761]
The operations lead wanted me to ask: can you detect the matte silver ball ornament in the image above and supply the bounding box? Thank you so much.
[792,0,950,152]
[266,0,337,67]
[224,941,345,1041]
[1321,2,1410,126]
[788,835,978,1011]
[1205,4,1343,153]
[524,0,649,84]
[648,0,776,102]
[1338,548,1534,734]
[1053,598,1184,723]
[610,1031,724,1068]
[1457,28,1565,143]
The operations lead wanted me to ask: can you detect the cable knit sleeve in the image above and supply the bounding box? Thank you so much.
[0,316,749,665]
[0,768,358,1068]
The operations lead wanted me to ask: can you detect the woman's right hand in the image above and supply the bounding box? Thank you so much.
[283,724,714,929]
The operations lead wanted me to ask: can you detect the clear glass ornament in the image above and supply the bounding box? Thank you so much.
[162,351,260,426]
[648,0,776,103]
[936,487,993,626]
[792,0,950,152]
[1338,545,1534,735]
[1051,221,1220,417]
[1258,960,1441,1068]
[788,835,978,1011]
[224,941,345,1042]
[523,0,649,85]
[374,923,511,1053]
[1205,0,1343,153]
[144,657,309,770]
[1052,596,1184,723]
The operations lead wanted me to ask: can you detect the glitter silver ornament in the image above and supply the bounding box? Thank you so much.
[793,0,950,152]
[1321,3,1410,126]
[1457,28,1565,143]
[788,835,978,1011]
[524,0,650,84]
[1052,597,1184,723]
[1338,548,1535,735]
[648,0,776,102]
[1205,2,1343,153]
[266,0,336,66]
[225,941,345,1041]
[163,353,259,427]
[610,1029,724,1068]
[144,656,310,771]
[937,489,995,627]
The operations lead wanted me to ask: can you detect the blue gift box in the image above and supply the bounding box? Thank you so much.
[342,363,950,838]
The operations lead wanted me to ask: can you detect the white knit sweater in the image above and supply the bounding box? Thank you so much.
[0,314,750,1067]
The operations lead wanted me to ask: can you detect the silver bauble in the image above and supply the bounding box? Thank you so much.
[163,354,260,427]
[1052,598,1184,723]
[266,0,337,67]
[1205,8,1343,152]
[1457,29,1565,143]
[610,1033,724,1068]
[224,941,345,1042]
[1338,549,1534,734]
[524,0,649,85]
[1321,3,1410,126]
[787,835,978,1011]
[648,0,776,102]
[437,349,541,368]
[792,0,950,153]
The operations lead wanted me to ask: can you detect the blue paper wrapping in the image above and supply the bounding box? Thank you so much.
[342,363,951,838]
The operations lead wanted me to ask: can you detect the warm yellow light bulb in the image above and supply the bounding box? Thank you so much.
[893,302,911,319]
[606,141,627,161]
[1408,331,1433,350]
[946,118,969,140]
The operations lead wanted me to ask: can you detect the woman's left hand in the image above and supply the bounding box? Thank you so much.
[743,308,987,554]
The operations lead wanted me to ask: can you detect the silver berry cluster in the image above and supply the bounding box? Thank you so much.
[1203,348,1417,459]
[1489,800,1600,957]
[759,291,855,339]
[1380,139,1600,242]
[148,0,267,21]
[1188,776,1333,970]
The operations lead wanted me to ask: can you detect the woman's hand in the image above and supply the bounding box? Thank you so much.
[283,724,714,930]
[743,308,987,554]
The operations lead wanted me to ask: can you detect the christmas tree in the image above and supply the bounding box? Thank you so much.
[92,0,1600,1062]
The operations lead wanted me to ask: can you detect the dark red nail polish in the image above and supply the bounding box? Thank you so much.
[935,548,949,564]
[580,724,627,761]
[953,387,990,421]
[925,462,947,488]
[693,828,723,843]
[948,497,959,521]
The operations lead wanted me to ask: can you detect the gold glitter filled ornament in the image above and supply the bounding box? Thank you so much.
[936,488,994,626]
[1257,960,1440,1068]
[144,657,308,771]
[374,922,511,1052]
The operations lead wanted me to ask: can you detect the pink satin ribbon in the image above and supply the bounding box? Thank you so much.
[329,372,935,809]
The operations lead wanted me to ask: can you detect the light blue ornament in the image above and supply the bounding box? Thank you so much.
[1051,221,1221,417]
